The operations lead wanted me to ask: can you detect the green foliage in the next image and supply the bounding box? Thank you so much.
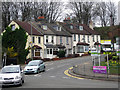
[94,26,119,40]
[57,50,66,58]
[2,26,28,63]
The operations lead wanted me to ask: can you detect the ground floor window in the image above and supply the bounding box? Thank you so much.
[34,49,40,57]
[85,46,89,52]
[77,45,84,53]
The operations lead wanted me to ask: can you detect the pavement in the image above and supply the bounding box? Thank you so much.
[66,60,120,82]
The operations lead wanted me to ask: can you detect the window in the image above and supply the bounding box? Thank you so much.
[83,35,85,42]
[92,35,95,42]
[11,24,15,31]
[38,37,41,44]
[70,25,73,29]
[43,25,47,30]
[52,36,54,43]
[74,34,76,41]
[97,35,99,42]
[46,36,48,43]
[32,37,35,43]
[50,49,52,54]
[79,26,83,30]
[78,35,80,42]
[87,35,90,43]
[66,37,69,45]
[85,46,89,51]
[47,49,49,54]
[53,26,61,31]
[77,45,84,53]
[60,36,62,44]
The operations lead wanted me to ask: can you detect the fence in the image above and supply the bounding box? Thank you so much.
[72,60,120,81]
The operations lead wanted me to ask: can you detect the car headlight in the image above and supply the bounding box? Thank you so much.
[15,76,21,79]
[24,68,26,71]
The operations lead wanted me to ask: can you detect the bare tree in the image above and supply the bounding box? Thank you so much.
[106,1,117,26]
[67,2,94,25]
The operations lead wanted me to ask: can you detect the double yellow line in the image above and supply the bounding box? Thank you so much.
[64,67,84,80]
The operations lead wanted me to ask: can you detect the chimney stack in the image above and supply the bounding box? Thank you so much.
[63,17,71,24]
[89,20,94,30]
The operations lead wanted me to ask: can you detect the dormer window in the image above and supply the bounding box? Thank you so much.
[42,25,47,30]
[70,25,73,29]
[11,24,15,31]
[79,26,83,30]
[53,26,61,31]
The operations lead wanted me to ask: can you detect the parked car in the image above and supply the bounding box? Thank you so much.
[0,65,24,86]
[24,60,45,74]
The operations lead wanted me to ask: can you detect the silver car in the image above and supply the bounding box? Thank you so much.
[24,60,45,74]
[0,65,24,86]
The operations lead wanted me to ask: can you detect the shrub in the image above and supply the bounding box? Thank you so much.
[57,50,66,58]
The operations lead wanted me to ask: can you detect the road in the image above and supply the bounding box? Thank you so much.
[2,55,119,89]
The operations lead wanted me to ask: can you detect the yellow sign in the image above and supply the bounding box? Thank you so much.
[101,40,111,44]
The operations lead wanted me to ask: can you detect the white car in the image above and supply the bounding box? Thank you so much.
[0,65,24,86]
[24,60,45,74]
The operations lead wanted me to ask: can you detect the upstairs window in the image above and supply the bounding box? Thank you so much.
[51,36,54,43]
[78,35,80,42]
[46,36,48,43]
[66,37,69,45]
[74,34,76,41]
[79,26,83,30]
[42,25,47,30]
[92,35,95,42]
[60,36,62,44]
[70,25,73,29]
[97,35,99,42]
[83,35,85,42]
[11,24,15,31]
[32,37,35,43]
[38,37,41,44]
[87,35,90,43]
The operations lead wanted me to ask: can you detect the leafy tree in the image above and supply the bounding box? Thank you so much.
[2,26,29,64]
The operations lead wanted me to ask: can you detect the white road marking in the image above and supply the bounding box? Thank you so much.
[50,76,56,78]
[62,77,70,79]
[46,68,54,71]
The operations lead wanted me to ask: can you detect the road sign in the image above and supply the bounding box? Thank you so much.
[93,66,107,74]
[91,51,100,56]
[103,52,112,55]
[117,50,120,56]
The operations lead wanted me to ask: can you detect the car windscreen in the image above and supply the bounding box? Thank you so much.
[27,61,39,66]
[1,67,19,73]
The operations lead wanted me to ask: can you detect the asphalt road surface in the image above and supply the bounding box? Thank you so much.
[2,55,119,89]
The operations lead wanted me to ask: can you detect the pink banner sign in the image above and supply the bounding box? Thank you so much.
[93,66,107,74]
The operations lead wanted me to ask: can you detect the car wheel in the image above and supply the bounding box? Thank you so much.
[19,79,23,86]
[37,69,40,74]
[43,66,46,72]
[22,79,24,83]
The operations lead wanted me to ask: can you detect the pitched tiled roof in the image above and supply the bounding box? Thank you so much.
[59,22,99,35]
[15,21,43,36]
[47,23,72,37]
